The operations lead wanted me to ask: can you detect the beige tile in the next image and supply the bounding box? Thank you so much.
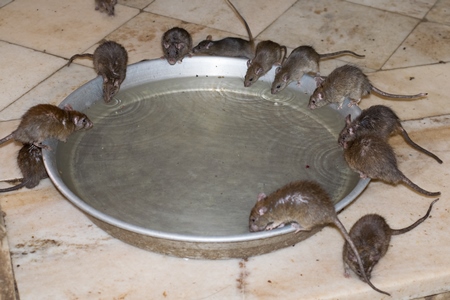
[426,0,450,26]
[118,0,153,9]
[0,0,139,58]
[145,0,297,37]
[257,0,420,70]
[0,42,66,114]
[383,21,450,69]
[358,63,450,120]
[0,64,95,122]
[0,0,12,8]
[346,0,436,19]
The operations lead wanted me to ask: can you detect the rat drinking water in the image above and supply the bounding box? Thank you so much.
[161,27,193,65]
[95,0,117,16]
[0,104,93,149]
[271,46,365,94]
[0,144,48,193]
[192,0,254,59]
[68,40,128,103]
[343,198,438,281]
[338,105,442,164]
[343,133,440,197]
[244,40,287,87]
[308,65,427,109]
[249,180,390,296]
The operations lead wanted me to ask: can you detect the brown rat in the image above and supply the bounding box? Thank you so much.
[0,104,93,149]
[161,27,193,65]
[308,65,427,109]
[249,180,390,296]
[95,0,117,16]
[0,144,48,193]
[68,40,128,103]
[338,105,442,164]
[343,198,438,281]
[192,0,254,59]
[244,40,287,87]
[271,46,365,94]
[343,133,440,197]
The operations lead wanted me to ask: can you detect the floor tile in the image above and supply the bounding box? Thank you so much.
[0,42,66,113]
[346,0,437,19]
[0,0,139,58]
[0,0,11,8]
[426,0,450,26]
[383,21,450,69]
[257,0,420,70]
[0,64,95,121]
[118,0,154,10]
[145,0,298,37]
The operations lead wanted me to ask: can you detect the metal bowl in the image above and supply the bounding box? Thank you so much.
[43,56,368,259]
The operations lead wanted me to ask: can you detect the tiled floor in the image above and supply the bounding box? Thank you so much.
[1,0,450,299]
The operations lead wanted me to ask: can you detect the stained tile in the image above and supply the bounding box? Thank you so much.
[383,21,450,69]
[257,0,419,70]
[0,42,66,113]
[0,64,95,122]
[346,0,437,19]
[145,0,298,37]
[426,0,450,26]
[0,0,139,58]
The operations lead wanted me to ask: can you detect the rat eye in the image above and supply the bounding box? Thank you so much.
[276,84,281,89]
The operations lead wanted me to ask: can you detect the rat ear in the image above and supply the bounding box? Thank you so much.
[345,114,352,125]
[103,76,109,83]
[63,104,73,111]
[258,206,267,216]
[205,42,213,50]
[282,73,289,82]
[247,59,252,67]
[257,193,267,202]
[163,42,170,49]
[318,92,323,100]
[176,43,185,50]
[206,35,212,41]
[114,79,120,87]
[275,66,281,74]
[314,75,325,86]
[255,67,263,75]
[72,115,80,125]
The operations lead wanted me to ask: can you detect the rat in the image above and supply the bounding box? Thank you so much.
[271,46,365,94]
[67,40,128,103]
[249,180,390,296]
[95,0,117,16]
[0,144,48,193]
[343,198,438,281]
[343,133,440,197]
[338,105,442,164]
[308,64,427,109]
[161,27,193,65]
[192,0,254,59]
[244,40,287,87]
[0,104,93,149]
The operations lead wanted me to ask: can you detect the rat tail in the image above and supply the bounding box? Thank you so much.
[400,129,443,164]
[334,219,391,296]
[0,133,13,146]
[370,86,427,99]
[225,0,253,45]
[400,174,441,197]
[391,198,439,235]
[67,53,94,67]
[0,180,27,193]
[319,50,365,59]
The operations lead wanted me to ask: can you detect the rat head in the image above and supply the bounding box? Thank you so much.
[103,77,121,103]
[345,245,380,281]
[308,85,327,110]
[163,41,189,65]
[271,67,290,94]
[68,110,93,131]
[97,0,117,16]
[244,61,263,87]
[338,114,357,148]
[249,193,274,232]
[192,35,213,54]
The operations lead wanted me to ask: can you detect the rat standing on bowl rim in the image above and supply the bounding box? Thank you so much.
[0,144,48,193]
[161,27,193,65]
[244,40,287,87]
[271,46,365,94]
[343,198,438,281]
[338,105,443,164]
[0,104,93,149]
[249,180,390,296]
[343,133,440,197]
[308,65,427,109]
[68,40,128,103]
[192,0,255,59]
